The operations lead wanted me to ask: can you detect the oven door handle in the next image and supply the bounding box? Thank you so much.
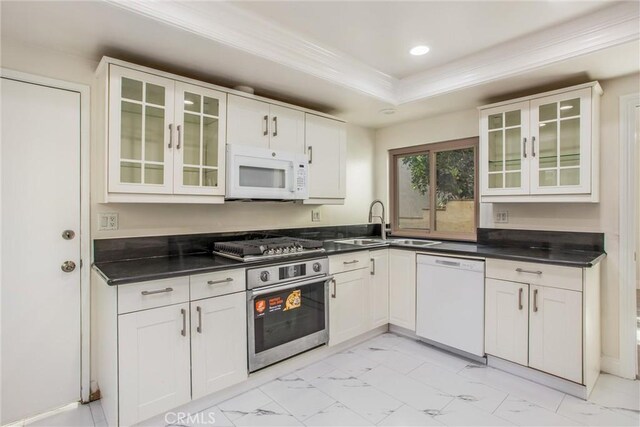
[250,275,334,297]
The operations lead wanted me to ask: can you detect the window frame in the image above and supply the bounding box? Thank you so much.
[389,137,479,242]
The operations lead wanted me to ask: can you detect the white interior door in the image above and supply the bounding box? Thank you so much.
[1,78,81,424]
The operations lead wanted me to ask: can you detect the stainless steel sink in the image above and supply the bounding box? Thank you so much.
[333,238,388,248]
[388,238,442,247]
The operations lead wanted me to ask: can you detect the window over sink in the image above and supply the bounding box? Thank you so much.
[389,137,478,241]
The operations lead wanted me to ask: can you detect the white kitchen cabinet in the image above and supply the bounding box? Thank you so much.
[191,292,247,399]
[227,95,304,153]
[485,278,529,366]
[102,64,227,202]
[329,268,369,346]
[479,82,601,203]
[388,249,416,331]
[369,250,389,328]
[529,285,583,384]
[304,114,347,203]
[118,303,191,426]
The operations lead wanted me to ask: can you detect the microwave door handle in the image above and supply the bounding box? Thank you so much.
[251,275,334,297]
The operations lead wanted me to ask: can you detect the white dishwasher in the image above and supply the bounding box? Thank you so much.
[415,254,485,358]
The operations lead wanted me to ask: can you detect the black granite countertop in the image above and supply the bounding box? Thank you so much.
[94,235,605,286]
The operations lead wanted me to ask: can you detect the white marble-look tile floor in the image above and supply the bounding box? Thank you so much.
[23,333,640,426]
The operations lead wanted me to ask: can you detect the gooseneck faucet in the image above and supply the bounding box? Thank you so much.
[368,199,387,240]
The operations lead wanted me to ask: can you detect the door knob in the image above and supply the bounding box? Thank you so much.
[61,261,76,273]
[62,230,75,240]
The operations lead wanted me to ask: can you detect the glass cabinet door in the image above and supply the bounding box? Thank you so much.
[108,65,175,194]
[481,102,530,195]
[173,82,227,195]
[530,88,591,194]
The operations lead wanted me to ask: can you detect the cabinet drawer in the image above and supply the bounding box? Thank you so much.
[118,277,190,314]
[190,269,245,301]
[329,251,370,274]
[486,259,582,292]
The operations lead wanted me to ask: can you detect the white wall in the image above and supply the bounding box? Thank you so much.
[374,72,640,369]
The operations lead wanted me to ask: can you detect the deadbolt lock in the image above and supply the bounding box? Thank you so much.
[62,230,75,240]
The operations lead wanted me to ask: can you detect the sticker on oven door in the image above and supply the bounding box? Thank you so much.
[284,290,301,311]
[268,296,283,313]
[255,299,266,317]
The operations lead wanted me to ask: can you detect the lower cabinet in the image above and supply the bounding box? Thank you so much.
[485,279,529,366]
[118,304,192,426]
[329,268,369,346]
[191,292,248,399]
[529,285,583,383]
[369,250,389,328]
[388,249,416,331]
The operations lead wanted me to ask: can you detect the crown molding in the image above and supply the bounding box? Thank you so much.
[105,0,397,102]
[397,2,640,103]
[106,1,639,107]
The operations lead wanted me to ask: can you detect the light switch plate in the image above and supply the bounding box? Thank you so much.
[311,210,321,222]
[98,212,119,231]
[495,210,509,224]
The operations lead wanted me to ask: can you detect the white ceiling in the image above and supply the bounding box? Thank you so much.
[1,1,638,128]
[234,1,610,78]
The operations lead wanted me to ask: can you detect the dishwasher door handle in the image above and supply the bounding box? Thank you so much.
[435,259,461,267]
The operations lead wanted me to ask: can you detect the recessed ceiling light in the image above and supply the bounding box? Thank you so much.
[559,105,573,110]
[380,108,397,115]
[184,100,194,105]
[410,45,430,56]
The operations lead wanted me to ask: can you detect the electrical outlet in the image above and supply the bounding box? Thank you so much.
[98,212,119,231]
[311,210,321,222]
[495,210,509,224]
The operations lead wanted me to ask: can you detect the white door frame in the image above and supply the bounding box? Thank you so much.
[617,92,639,379]
[0,69,91,402]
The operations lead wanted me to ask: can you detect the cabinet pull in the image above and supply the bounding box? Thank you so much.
[168,123,173,148]
[207,277,233,286]
[263,115,269,136]
[308,146,313,164]
[531,136,536,157]
[272,116,278,137]
[196,306,202,333]
[533,289,539,312]
[522,137,527,158]
[180,308,186,336]
[518,288,523,310]
[331,279,337,298]
[370,258,376,275]
[141,287,173,296]
[343,260,359,265]
[516,268,542,275]
[177,124,182,149]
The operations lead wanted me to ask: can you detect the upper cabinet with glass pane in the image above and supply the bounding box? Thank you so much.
[479,82,602,203]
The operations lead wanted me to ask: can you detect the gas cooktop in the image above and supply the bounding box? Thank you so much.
[213,236,325,262]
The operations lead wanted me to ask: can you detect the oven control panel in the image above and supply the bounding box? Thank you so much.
[247,257,329,289]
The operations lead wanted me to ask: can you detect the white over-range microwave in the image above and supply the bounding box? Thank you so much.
[225,145,309,200]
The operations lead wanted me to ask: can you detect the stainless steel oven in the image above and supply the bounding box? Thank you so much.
[247,257,331,372]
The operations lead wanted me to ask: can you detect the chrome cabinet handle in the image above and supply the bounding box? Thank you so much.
[331,279,337,298]
[308,146,313,164]
[177,124,182,149]
[168,123,173,148]
[516,268,542,275]
[196,306,202,333]
[141,287,173,296]
[531,136,536,157]
[272,116,278,137]
[207,277,233,286]
[518,288,523,310]
[522,137,527,158]
[370,258,376,275]
[180,308,186,336]
[343,260,359,265]
[533,289,539,313]
[263,115,269,136]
